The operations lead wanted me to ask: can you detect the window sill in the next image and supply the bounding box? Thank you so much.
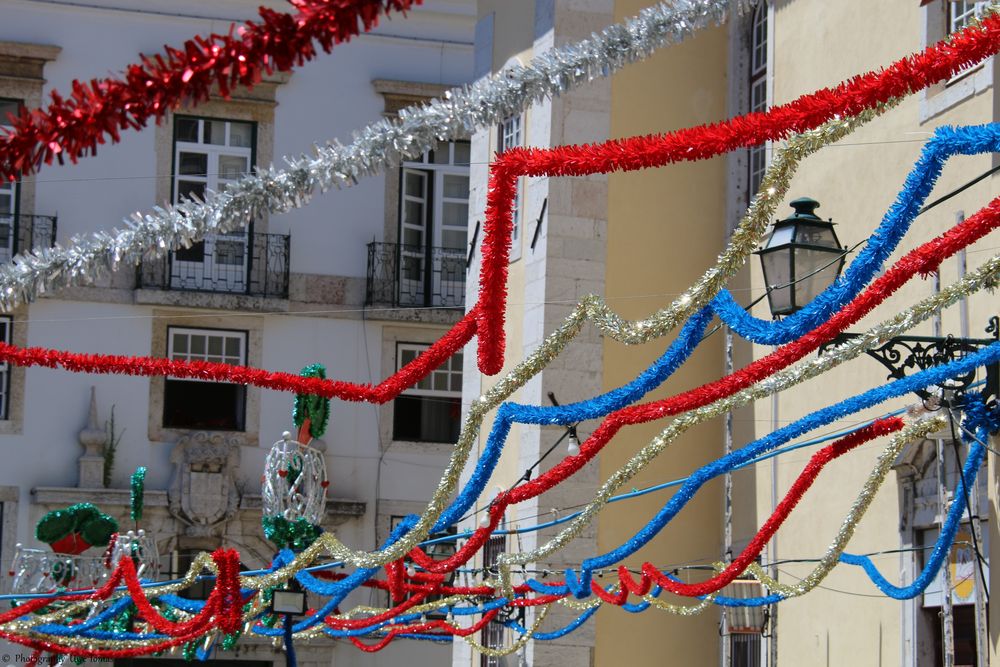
[386,439,455,456]
[135,288,289,313]
[150,425,259,449]
[920,58,993,123]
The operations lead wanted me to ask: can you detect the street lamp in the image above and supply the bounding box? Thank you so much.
[755,197,846,316]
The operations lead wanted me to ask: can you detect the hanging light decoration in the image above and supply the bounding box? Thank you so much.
[261,432,329,550]
[9,544,110,594]
[108,529,160,580]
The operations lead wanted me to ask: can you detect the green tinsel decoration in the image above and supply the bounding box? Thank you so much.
[292,363,330,439]
[36,503,118,548]
[262,516,322,551]
[182,642,198,662]
[130,466,146,522]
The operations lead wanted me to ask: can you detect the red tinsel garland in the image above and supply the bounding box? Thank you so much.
[0,0,421,181]
[600,418,902,603]
[474,13,1000,373]
[400,196,1000,573]
[0,17,995,395]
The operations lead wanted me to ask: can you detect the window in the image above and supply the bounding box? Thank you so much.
[164,327,247,431]
[392,343,462,443]
[0,316,10,420]
[396,141,470,307]
[949,1,987,34]
[480,534,507,667]
[171,117,255,292]
[0,99,21,262]
[499,115,524,260]
[748,3,768,199]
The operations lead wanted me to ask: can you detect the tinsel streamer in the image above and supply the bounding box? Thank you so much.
[473,14,1000,373]
[585,419,903,603]
[0,113,876,591]
[0,0,740,309]
[711,124,1000,344]
[0,4,989,332]
[426,172,1000,552]
[130,468,145,523]
[0,0,422,181]
[0,309,477,404]
[7,124,1000,652]
[492,260,1000,593]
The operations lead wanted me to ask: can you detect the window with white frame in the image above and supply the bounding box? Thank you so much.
[748,3,768,200]
[499,115,524,261]
[172,117,255,290]
[0,99,21,262]
[397,141,471,307]
[0,316,10,420]
[164,327,247,431]
[392,343,462,443]
[949,0,987,34]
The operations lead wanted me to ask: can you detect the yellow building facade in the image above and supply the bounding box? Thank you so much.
[457,1,996,666]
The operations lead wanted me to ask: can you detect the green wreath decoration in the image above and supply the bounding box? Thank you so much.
[292,363,330,440]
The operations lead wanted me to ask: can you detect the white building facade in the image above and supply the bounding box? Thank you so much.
[0,1,475,666]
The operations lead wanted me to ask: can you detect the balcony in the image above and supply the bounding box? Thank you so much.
[366,241,465,309]
[0,213,57,262]
[139,231,290,298]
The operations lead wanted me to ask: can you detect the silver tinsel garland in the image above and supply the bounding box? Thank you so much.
[0,0,741,308]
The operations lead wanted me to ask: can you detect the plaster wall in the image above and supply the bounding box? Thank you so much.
[750,1,997,666]
[596,3,729,666]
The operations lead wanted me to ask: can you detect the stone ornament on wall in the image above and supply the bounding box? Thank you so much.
[168,432,241,536]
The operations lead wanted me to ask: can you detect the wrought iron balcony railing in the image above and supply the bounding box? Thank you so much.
[0,213,58,263]
[366,241,465,309]
[139,231,290,298]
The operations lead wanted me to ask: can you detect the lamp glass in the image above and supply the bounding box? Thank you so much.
[272,588,308,615]
[759,245,793,315]
[793,247,844,307]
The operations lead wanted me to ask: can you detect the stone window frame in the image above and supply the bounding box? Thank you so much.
[919,0,993,123]
[378,325,457,456]
[147,310,263,447]
[0,43,59,435]
[0,485,17,594]
[373,79,469,247]
[163,326,249,432]
[139,75,288,305]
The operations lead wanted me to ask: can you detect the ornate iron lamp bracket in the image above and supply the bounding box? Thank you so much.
[819,317,999,408]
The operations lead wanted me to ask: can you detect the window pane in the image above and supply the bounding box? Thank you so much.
[441,229,466,250]
[205,120,226,145]
[225,337,241,357]
[207,336,223,357]
[229,122,253,148]
[431,146,450,165]
[433,373,448,392]
[391,395,460,442]
[176,118,199,143]
[404,172,425,197]
[453,142,471,165]
[215,238,246,265]
[401,349,416,365]
[172,333,188,355]
[177,180,206,201]
[178,152,208,176]
[443,175,469,199]
[0,99,20,126]
[190,335,206,356]
[443,202,469,228]
[218,155,248,180]
[174,239,205,262]
[0,194,11,215]
[404,201,425,229]
[163,379,246,430]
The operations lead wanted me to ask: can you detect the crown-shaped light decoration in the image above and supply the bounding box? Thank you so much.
[10,544,110,594]
[261,432,329,550]
[108,529,160,580]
